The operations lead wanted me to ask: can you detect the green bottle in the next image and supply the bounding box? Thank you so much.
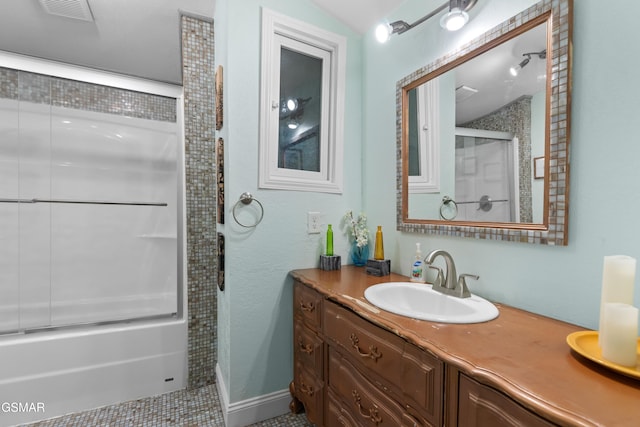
[326,224,334,256]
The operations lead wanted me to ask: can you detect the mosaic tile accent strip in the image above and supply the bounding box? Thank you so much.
[0,67,18,98]
[396,0,571,246]
[21,384,312,427]
[0,67,176,122]
[181,14,217,389]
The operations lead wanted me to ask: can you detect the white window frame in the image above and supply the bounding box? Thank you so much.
[259,8,346,193]
[409,80,440,193]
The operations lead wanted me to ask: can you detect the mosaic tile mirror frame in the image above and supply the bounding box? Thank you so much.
[396,0,572,246]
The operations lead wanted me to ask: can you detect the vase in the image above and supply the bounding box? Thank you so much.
[350,242,370,267]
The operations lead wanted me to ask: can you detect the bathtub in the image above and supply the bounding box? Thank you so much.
[0,64,187,426]
[0,317,187,426]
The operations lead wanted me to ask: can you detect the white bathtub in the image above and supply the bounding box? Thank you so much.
[0,318,187,426]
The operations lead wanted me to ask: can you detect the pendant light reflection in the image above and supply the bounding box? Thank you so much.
[509,50,546,77]
[280,97,311,130]
[509,58,530,77]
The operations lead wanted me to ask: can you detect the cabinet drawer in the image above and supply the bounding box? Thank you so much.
[458,374,555,427]
[294,322,323,374]
[293,363,324,426]
[294,281,322,329]
[328,348,405,427]
[403,343,444,427]
[324,301,405,390]
[327,388,359,427]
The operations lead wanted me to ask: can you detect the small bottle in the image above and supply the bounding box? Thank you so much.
[410,243,425,283]
[374,226,384,260]
[326,224,334,256]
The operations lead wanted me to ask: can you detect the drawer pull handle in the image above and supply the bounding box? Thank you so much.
[299,300,315,313]
[299,379,315,397]
[352,390,382,425]
[350,333,382,361]
[298,340,314,354]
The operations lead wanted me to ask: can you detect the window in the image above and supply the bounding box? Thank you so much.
[259,8,346,193]
[408,79,440,193]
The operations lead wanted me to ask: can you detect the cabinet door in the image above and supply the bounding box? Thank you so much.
[403,344,443,427]
[458,374,555,427]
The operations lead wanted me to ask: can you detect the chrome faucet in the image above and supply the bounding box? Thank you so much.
[423,249,478,298]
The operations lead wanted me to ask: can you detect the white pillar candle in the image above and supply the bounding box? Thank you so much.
[601,303,638,367]
[599,255,636,346]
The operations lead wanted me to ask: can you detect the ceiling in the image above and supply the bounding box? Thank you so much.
[0,0,399,85]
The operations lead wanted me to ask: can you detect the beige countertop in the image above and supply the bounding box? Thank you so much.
[290,266,640,427]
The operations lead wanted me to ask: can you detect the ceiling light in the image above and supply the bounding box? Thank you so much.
[440,8,468,31]
[375,21,411,43]
[440,0,476,32]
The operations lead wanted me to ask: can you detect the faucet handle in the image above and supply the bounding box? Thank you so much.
[456,273,479,298]
[428,265,445,288]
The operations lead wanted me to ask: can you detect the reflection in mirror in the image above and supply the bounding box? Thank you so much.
[407,22,547,223]
[398,0,572,245]
[278,47,323,171]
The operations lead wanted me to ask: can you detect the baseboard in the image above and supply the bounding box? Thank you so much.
[215,363,291,427]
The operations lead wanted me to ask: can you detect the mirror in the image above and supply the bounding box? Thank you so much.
[397,0,572,245]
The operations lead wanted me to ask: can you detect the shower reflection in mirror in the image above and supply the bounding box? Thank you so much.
[406,22,548,224]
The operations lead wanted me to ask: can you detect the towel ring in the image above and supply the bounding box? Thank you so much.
[440,196,458,220]
[232,192,264,228]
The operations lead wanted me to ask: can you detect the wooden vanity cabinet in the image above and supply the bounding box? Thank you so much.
[291,280,444,427]
[291,267,640,427]
[291,279,552,427]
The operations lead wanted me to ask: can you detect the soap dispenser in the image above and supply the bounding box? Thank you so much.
[410,243,425,283]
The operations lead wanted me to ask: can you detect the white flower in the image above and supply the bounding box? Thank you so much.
[343,210,369,248]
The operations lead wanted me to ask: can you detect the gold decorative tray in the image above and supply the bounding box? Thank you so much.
[566,331,640,380]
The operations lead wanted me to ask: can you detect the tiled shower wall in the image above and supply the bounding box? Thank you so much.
[181,15,217,389]
[462,96,533,223]
[0,67,176,120]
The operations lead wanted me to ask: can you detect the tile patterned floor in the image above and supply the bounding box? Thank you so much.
[21,384,312,427]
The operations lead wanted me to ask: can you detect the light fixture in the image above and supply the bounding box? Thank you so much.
[440,0,477,31]
[375,20,412,43]
[376,0,477,43]
[509,50,546,76]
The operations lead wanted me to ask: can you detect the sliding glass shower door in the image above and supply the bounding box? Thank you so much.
[0,82,179,334]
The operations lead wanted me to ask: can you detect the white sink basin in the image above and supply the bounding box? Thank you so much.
[364,282,499,324]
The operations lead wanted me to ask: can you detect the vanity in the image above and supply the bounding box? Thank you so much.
[289,267,640,426]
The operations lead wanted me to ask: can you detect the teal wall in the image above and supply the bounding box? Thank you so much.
[215,0,362,404]
[364,0,640,330]
[218,0,640,406]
